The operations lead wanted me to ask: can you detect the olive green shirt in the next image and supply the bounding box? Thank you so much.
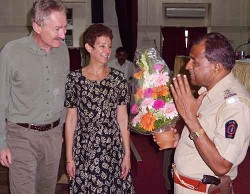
[0,33,69,149]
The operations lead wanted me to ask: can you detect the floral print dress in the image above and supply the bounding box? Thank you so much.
[64,68,135,194]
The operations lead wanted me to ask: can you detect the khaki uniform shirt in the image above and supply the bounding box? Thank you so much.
[0,33,69,149]
[175,72,250,180]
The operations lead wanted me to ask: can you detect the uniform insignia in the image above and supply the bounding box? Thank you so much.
[225,120,238,139]
[224,89,239,104]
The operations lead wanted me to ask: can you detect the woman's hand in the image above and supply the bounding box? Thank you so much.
[66,160,76,179]
[120,155,131,180]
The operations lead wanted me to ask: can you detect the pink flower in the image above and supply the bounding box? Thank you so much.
[149,72,169,87]
[144,88,153,97]
[164,102,178,119]
[153,99,165,109]
[153,64,163,72]
[141,98,155,113]
[131,104,139,114]
[132,113,142,126]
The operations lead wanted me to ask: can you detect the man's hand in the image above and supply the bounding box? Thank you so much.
[170,74,207,125]
[0,148,12,167]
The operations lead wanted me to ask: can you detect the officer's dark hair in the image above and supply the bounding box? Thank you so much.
[116,47,127,55]
[192,32,235,70]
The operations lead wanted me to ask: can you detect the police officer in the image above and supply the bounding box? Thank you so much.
[156,32,250,194]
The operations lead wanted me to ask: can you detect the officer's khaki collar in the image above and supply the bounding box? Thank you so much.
[198,72,236,103]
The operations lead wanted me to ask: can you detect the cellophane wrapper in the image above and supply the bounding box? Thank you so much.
[130,48,178,135]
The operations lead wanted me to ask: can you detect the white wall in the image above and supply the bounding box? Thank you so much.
[63,1,88,48]
[137,0,250,54]
[0,0,89,48]
[0,0,33,48]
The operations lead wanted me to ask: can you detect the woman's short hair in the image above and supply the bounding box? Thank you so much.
[84,24,113,48]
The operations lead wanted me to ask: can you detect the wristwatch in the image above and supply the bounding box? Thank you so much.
[189,128,205,141]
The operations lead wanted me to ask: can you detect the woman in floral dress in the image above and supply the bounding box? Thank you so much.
[64,24,135,194]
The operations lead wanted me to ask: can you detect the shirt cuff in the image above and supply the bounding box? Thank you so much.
[222,141,239,164]
[0,138,7,150]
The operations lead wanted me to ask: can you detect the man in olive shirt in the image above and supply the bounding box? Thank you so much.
[0,0,69,194]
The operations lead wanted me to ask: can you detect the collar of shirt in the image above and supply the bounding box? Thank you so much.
[198,72,236,104]
[28,33,56,56]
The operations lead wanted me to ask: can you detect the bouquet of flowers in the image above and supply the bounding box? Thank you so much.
[130,48,178,137]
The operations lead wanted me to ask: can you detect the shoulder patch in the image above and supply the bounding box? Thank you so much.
[225,120,238,139]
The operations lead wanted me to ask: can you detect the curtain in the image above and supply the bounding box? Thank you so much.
[161,27,186,71]
[68,48,82,71]
[186,27,207,53]
[115,0,138,61]
[161,27,207,71]
[91,0,103,23]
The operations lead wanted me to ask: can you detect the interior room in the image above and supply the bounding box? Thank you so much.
[0,0,249,194]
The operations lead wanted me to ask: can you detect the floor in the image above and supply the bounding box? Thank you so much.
[1,137,250,194]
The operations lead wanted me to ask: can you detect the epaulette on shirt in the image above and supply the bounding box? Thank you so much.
[216,89,250,126]
[216,89,250,139]
[224,89,239,104]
